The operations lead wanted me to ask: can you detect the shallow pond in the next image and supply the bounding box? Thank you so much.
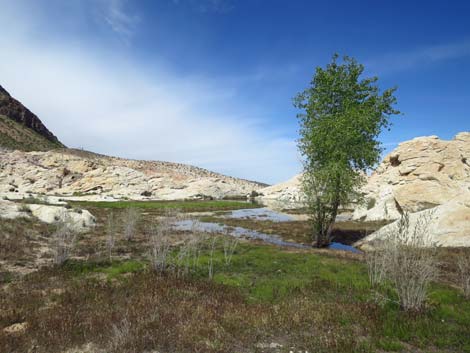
[226,207,352,223]
[225,207,294,222]
[174,210,361,254]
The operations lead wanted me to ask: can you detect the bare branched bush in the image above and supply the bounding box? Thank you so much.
[365,248,387,288]
[106,211,116,261]
[208,237,217,280]
[122,207,139,241]
[148,209,181,274]
[370,211,439,311]
[149,211,208,278]
[148,222,172,274]
[51,214,77,266]
[108,318,132,352]
[457,254,470,298]
[173,234,204,277]
[223,232,238,266]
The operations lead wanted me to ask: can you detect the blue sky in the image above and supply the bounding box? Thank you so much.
[0,0,469,183]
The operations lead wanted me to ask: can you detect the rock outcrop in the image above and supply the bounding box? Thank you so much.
[353,132,470,222]
[0,148,266,201]
[356,193,470,248]
[0,85,63,147]
[0,199,95,232]
[255,174,304,208]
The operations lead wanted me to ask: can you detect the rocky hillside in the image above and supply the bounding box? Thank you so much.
[0,148,266,201]
[0,85,63,151]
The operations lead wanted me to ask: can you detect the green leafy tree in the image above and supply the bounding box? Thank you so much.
[294,54,400,247]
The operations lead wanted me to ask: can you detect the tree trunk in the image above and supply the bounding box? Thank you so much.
[324,176,342,246]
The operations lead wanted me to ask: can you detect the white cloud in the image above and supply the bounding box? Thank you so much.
[0,1,299,184]
[367,39,470,75]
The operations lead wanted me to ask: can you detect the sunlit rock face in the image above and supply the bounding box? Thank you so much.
[0,149,265,201]
[353,132,470,221]
[0,199,95,232]
[255,174,305,209]
[354,132,470,247]
[356,193,470,248]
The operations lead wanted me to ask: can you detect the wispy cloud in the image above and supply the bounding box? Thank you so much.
[0,1,298,184]
[367,39,470,74]
[172,0,234,14]
[99,0,140,41]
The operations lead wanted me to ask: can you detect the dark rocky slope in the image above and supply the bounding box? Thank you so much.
[0,85,63,150]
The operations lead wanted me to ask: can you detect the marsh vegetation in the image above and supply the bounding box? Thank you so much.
[1,200,470,353]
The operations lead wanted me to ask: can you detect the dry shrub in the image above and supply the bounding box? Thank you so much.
[106,211,116,261]
[147,209,203,275]
[108,318,132,352]
[366,211,438,311]
[122,207,139,241]
[51,214,77,266]
[1,271,266,353]
[173,224,206,278]
[147,209,179,273]
[208,237,216,280]
[457,254,470,298]
[365,248,386,288]
[0,218,40,262]
[147,210,219,278]
[223,234,238,266]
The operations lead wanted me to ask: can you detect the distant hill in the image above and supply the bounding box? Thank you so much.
[0,85,63,151]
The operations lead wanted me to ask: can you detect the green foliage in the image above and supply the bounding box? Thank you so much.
[294,54,400,246]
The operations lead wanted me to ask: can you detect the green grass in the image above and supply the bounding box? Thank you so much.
[203,244,368,301]
[70,199,262,212]
[3,241,470,352]
[65,242,470,351]
[0,114,63,151]
[63,259,145,280]
[182,243,470,350]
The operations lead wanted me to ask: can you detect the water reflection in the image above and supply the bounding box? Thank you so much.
[174,218,361,253]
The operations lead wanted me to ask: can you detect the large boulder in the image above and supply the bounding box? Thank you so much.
[353,132,470,221]
[0,199,96,232]
[356,193,470,248]
[28,204,96,232]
